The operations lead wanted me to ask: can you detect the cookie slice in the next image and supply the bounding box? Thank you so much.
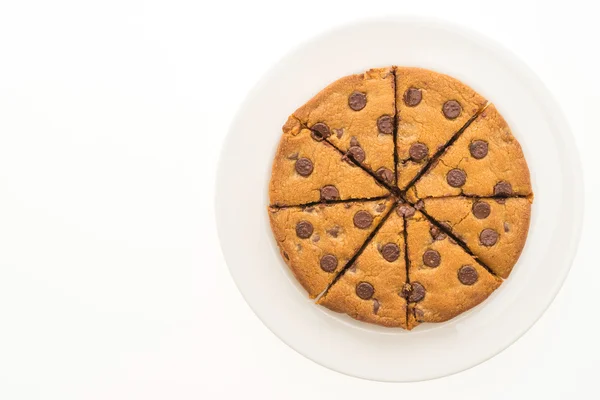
[404,211,501,330]
[269,198,395,298]
[420,197,532,278]
[269,117,389,206]
[406,104,532,201]
[317,209,407,328]
[395,67,487,189]
[293,68,396,182]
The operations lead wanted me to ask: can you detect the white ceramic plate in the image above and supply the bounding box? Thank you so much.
[216,17,583,382]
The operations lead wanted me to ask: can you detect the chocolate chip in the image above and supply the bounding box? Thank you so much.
[287,152,299,160]
[312,234,320,243]
[311,123,330,141]
[415,200,424,210]
[472,201,491,219]
[376,167,394,185]
[413,307,424,321]
[347,146,365,163]
[403,87,422,106]
[423,249,441,267]
[429,225,447,241]
[504,222,510,232]
[375,203,386,213]
[381,243,400,262]
[304,207,315,213]
[333,128,344,138]
[295,158,313,177]
[326,225,341,237]
[349,136,359,147]
[377,115,394,134]
[283,251,289,260]
[442,100,462,119]
[495,198,507,205]
[446,168,467,187]
[470,140,489,159]
[408,282,425,302]
[320,254,338,272]
[458,265,479,285]
[494,181,513,196]
[480,228,499,246]
[409,142,429,161]
[373,299,380,314]
[353,210,373,229]
[320,185,339,201]
[348,92,367,111]
[356,282,374,300]
[396,204,415,217]
[295,220,313,239]
[347,263,357,273]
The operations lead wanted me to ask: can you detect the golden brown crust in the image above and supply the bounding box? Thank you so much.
[395,67,487,189]
[405,212,502,329]
[407,104,532,200]
[269,117,389,206]
[293,68,396,175]
[317,211,407,328]
[421,197,532,278]
[269,199,394,298]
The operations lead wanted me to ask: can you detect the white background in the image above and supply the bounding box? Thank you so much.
[0,0,596,399]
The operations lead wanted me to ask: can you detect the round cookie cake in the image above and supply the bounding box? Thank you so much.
[268,67,532,329]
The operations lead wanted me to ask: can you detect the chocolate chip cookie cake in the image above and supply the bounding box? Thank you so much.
[268,67,533,330]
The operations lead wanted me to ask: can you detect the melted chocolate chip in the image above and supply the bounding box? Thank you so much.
[409,142,429,161]
[333,128,344,138]
[480,228,499,246]
[373,299,380,314]
[311,123,330,141]
[326,225,341,238]
[381,243,400,262]
[470,140,489,159]
[504,222,510,232]
[295,158,313,177]
[376,167,394,185]
[347,146,365,163]
[423,249,441,267]
[429,224,447,241]
[472,201,491,219]
[320,185,339,201]
[403,87,422,106]
[295,220,313,239]
[494,181,513,196]
[320,254,338,272]
[408,282,426,302]
[377,115,394,134]
[375,203,386,213]
[396,204,416,218]
[356,282,374,300]
[446,168,467,187]
[287,152,299,160]
[442,100,462,119]
[312,234,320,243]
[348,92,367,111]
[458,265,479,285]
[353,210,373,229]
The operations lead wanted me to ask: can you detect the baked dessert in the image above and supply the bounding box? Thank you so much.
[268,66,533,329]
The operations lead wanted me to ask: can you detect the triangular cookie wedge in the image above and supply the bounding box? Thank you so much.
[317,208,407,328]
[420,197,532,278]
[269,117,389,206]
[269,198,395,298]
[293,68,396,182]
[404,211,502,330]
[406,104,532,201]
[395,67,487,189]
